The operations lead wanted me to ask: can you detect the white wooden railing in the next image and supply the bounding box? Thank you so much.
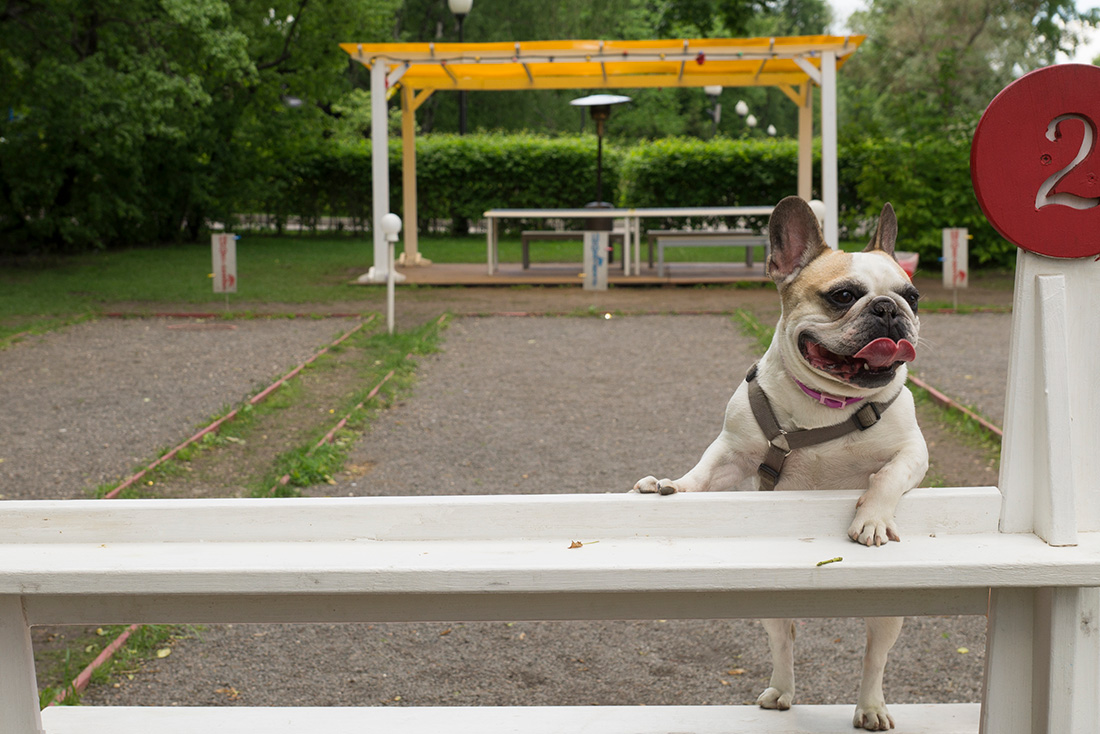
[3,247,1099,734]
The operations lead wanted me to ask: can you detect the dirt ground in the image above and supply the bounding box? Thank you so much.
[3,273,1012,717]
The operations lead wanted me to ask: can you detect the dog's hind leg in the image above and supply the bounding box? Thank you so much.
[853,615,903,731]
[757,618,796,710]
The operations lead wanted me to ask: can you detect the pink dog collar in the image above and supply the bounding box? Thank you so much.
[794,378,864,409]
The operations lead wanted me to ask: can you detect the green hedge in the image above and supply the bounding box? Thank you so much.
[245,134,621,236]
[846,136,1010,267]
[235,133,1010,269]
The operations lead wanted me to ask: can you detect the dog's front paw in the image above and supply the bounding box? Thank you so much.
[848,496,901,546]
[756,686,794,711]
[632,476,677,495]
[853,701,895,730]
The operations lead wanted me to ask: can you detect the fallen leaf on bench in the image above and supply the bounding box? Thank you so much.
[569,541,583,549]
[816,557,843,567]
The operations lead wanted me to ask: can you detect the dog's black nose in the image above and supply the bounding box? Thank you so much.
[870,296,898,317]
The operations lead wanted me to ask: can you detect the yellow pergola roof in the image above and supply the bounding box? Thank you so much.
[340,35,864,93]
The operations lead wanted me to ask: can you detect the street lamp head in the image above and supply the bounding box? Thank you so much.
[808,199,826,227]
[448,0,473,16]
[734,100,749,117]
[703,85,723,98]
[767,124,777,136]
[746,114,757,128]
[381,213,403,242]
[570,94,631,127]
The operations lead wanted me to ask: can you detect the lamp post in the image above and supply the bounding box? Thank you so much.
[704,85,722,136]
[380,213,402,334]
[734,99,751,137]
[448,0,472,134]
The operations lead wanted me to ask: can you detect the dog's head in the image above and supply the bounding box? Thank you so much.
[766,196,919,392]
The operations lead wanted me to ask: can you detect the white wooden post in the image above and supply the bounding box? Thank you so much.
[980,250,1100,734]
[0,596,44,734]
[820,51,838,249]
[361,56,390,284]
[998,252,1100,538]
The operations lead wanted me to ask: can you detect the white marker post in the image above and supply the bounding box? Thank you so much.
[941,228,968,309]
[582,232,609,291]
[212,234,237,309]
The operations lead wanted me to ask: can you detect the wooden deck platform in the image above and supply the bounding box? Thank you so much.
[369,261,770,287]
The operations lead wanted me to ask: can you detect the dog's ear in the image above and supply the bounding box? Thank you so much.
[863,203,898,257]
[767,196,828,283]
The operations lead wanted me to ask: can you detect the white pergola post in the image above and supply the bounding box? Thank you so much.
[820,51,838,248]
[361,56,391,284]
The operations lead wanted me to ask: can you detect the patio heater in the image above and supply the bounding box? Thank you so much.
[570,94,629,290]
[569,94,631,215]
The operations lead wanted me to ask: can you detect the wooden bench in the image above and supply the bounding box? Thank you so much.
[646,229,769,276]
[520,230,626,269]
[3,486,1098,734]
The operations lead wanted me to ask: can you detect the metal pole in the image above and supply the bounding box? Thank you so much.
[387,239,395,334]
[457,14,467,135]
[596,119,604,205]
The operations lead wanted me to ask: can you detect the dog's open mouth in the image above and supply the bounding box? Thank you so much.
[800,335,916,383]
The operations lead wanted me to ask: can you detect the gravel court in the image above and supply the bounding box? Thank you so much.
[909,312,1012,426]
[0,317,358,500]
[80,314,993,711]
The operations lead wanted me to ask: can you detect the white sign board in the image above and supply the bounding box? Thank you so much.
[583,231,609,291]
[942,228,968,289]
[212,234,238,294]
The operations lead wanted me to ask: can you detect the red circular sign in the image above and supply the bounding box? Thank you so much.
[972,64,1100,259]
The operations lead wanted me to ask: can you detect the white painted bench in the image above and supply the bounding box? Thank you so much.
[645,229,769,276]
[1,484,1097,734]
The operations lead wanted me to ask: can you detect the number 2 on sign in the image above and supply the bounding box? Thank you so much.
[1035,114,1100,211]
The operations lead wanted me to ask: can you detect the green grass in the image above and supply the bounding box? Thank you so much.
[37,624,186,707]
[251,317,445,497]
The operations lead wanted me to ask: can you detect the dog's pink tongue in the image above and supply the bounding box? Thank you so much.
[854,338,916,368]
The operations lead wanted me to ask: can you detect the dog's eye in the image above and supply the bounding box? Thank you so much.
[827,289,858,307]
[901,289,920,312]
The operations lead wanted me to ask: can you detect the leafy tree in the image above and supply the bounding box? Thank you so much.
[840,0,1100,139]
[386,0,829,138]
[0,0,397,254]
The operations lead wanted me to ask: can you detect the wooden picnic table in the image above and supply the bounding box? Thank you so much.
[483,206,775,276]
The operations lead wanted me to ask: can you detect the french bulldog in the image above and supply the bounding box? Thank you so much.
[633,195,927,731]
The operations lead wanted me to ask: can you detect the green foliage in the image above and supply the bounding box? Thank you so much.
[0,0,399,255]
[619,136,805,231]
[416,134,621,228]
[848,135,1011,267]
[842,0,1099,138]
[227,132,1015,268]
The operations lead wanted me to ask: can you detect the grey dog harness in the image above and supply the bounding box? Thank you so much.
[746,364,900,491]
